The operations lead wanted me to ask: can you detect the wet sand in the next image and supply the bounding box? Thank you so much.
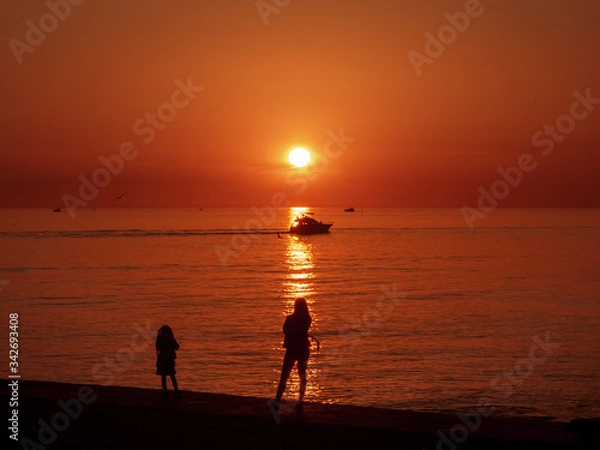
[3,380,597,449]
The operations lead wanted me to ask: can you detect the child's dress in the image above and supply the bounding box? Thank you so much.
[155,333,180,376]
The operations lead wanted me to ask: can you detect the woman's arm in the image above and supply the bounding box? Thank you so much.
[282,316,291,334]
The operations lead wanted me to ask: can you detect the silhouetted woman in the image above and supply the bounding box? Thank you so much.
[155,325,180,398]
[275,298,312,406]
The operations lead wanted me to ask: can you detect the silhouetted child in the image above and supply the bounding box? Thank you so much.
[155,325,180,398]
[274,298,312,407]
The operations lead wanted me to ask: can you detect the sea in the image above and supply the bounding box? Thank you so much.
[1,207,599,421]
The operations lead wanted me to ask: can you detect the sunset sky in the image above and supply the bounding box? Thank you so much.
[1,0,599,208]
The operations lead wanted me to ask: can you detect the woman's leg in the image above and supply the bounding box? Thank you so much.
[297,356,308,403]
[275,352,295,401]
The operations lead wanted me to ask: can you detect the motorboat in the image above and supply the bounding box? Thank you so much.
[344,207,355,212]
[289,215,332,235]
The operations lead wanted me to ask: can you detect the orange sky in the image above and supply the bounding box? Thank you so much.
[1,0,599,209]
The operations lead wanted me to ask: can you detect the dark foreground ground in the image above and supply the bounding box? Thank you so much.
[2,380,598,449]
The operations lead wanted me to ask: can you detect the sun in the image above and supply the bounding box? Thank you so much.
[288,147,311,168]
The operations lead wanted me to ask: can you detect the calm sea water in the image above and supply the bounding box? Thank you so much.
[1,207,599,421]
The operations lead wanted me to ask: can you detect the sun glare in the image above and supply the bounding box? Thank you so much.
[288,147,311,168]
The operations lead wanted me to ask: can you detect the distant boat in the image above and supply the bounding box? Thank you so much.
[53,207,61,212]
[344,207,355,212]
[289,215,332,235]
[112,191,129,202]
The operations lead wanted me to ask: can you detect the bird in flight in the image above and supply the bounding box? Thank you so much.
[112,191,129,202]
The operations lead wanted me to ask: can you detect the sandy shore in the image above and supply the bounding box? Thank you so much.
[3,380,597,449]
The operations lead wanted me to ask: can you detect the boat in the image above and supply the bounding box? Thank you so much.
[289,215,332,235]
[53,207,61,212]
[344,207,355,212]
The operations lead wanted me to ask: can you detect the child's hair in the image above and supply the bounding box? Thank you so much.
[158,325,174,339]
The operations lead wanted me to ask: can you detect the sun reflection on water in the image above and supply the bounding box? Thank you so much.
[278,208,324,403]
[282,238,315,299]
